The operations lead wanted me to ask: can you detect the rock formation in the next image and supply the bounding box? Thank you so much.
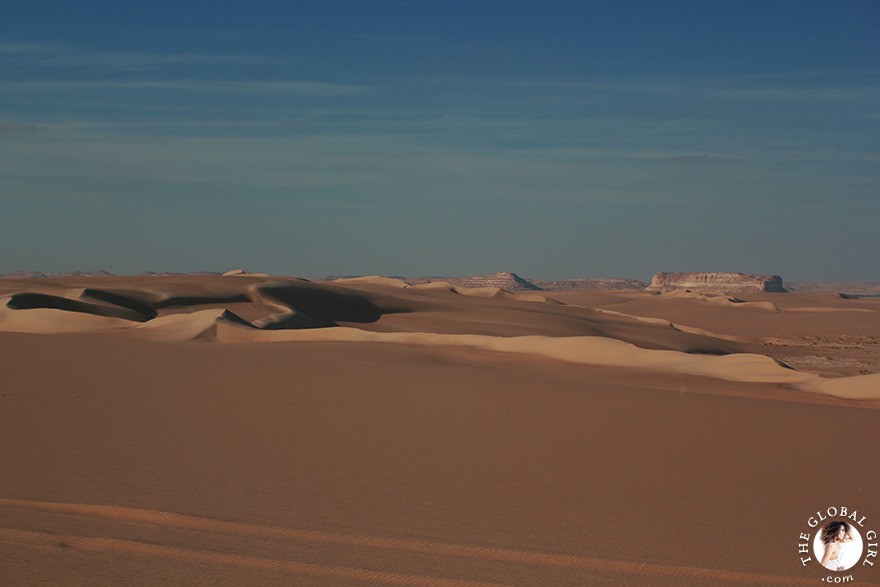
[533,278,646,291]
[445,272,542,292]
[1,269,113,278]
[2,270,49,279]
[645,272,787,294]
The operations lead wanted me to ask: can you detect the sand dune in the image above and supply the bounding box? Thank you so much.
[653,289,780,311]
[0,275,876,399]
[410,282,559,304]
[333,275,411,288]
[412,280,456,290]
[0,275,878,585]
[0,302,136,333]
[81,288,159,319]
[7,291,152,321]
[796,372,880,400]
[133,308,253,342]
[207,322,816,385]
[593,307,751,342]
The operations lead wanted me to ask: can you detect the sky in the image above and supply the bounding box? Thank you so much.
[1,0,878,281]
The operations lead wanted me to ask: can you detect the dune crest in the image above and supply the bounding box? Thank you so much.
[653,289,779,311]
[223,269,269,277]
[206,322,817,385]
[412,280,455,290]
[332,276,410,288]
[133,309,252,342]
[594,308,750,343]
[0,299,136,334]
[795,373,880,400]
[452,286,506,298]
[0,274,876,400]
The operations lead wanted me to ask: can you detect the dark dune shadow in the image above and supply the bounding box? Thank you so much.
[6,293,152,322]
[218,310,257,329]
[257,284,386,324]
[256,311,336,330]
[81,289,158,319]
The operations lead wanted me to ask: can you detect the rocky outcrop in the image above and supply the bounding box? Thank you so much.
[446,272,542,292]
[534,278,646,291]
[646,272,787,293]
[1,269,113,279]
[2,270,49,279]
[378,273,651,292]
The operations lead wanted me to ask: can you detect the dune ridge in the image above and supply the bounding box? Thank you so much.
[207,321,817,385]
[651,289,780,311]
[0,302,136,334]
[0,275,877,400]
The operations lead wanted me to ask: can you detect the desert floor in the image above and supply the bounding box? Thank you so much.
[1,275,878,586]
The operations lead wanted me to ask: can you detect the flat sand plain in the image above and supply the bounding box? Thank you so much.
[0,275,878,586]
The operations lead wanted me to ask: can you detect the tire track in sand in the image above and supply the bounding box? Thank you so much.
[0,497,821,585]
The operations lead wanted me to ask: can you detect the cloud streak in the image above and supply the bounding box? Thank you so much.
[0,41,276,68]
[425,72,880,104]
[0,79,369,96]
[0,42,64,54]
[0,121,40,135]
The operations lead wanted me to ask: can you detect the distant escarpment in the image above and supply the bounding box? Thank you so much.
[787,282,880,295]
[533,278,646,291]
[2,269,114,279]
[646,272,787,294]
[388,273,650,292]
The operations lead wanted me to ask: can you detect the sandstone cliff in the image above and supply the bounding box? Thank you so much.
[645,272,787,293]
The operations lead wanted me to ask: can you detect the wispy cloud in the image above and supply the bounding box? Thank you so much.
[42,51,276,69]
[0,79,369,96]
[431,72,880,104]
[0,42,63,55]
[665,155,713,164]
[0,41,278,69]
[0,121,40,135]
[123,80,368,95]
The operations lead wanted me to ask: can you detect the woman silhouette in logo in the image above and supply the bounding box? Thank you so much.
[821,521,854,571]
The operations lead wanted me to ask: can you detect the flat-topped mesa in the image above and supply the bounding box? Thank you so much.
[646,272,787,294]
[447,272,543,292]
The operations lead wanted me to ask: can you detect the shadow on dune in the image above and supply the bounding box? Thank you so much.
[7,293,153,322]
[4,281,407,333]
[257,284,390,325]
[81,289,158,319]
[254,311,336,330]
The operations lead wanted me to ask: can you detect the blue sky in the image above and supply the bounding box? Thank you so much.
[1,0,877,281]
